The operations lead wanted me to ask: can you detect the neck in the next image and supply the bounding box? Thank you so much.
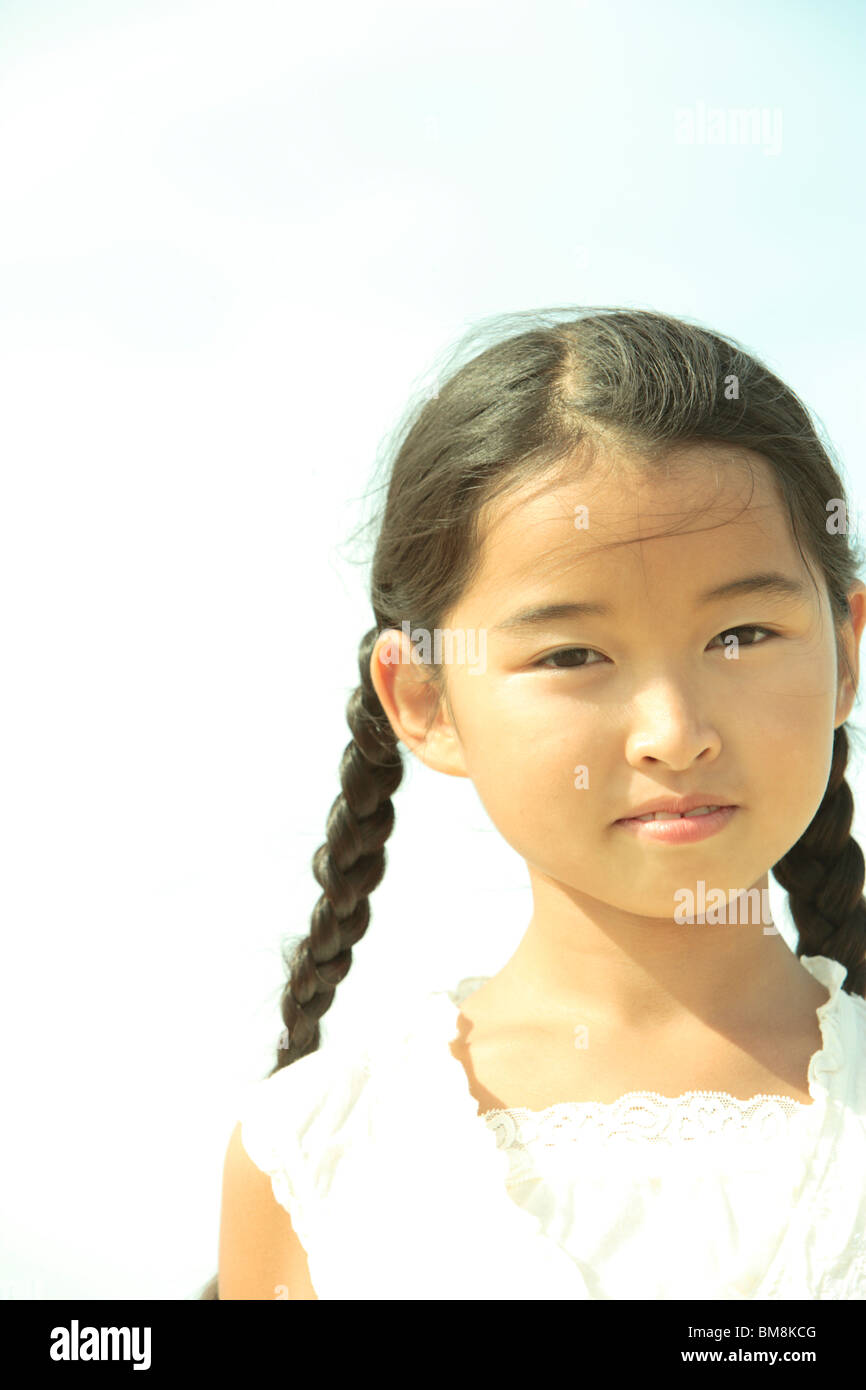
[493,873,817,1034]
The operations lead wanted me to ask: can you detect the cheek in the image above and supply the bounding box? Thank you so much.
[750,641,837,762]
[751,710,835,828]
[456,693,602,832]
[718,668,837,866]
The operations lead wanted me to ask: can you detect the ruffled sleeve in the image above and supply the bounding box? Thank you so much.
[240,1076,297,1212]
[237,1051,335,1260]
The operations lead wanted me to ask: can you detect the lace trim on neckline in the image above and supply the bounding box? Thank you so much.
[480,1087,812,1122]
[479,1089,815,1150]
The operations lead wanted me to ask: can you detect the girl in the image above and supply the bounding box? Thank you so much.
[205,307,866,1300]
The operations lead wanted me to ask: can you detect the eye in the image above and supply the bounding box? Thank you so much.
[533,625,777,670]
[534,646,606,670]
[707,624,776,650]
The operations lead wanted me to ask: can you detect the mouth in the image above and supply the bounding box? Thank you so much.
[614,805,739,843]
[615,803,735,824]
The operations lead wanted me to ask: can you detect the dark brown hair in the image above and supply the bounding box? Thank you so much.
[199,306,866,1298]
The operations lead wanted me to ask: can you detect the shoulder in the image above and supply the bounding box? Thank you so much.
[236,986,470,1186]
[219,1040,370,1302]
[807,959,866,1115]
[235,1006,420,1189]
[219,1120,318,1300]
[241,1037,370,1159]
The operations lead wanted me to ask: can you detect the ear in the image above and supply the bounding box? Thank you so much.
[834,581,866,727]
[369,629,470,778]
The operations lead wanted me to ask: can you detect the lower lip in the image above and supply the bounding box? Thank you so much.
[614,806,738,843]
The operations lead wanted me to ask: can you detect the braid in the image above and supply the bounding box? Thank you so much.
[197,625,403,1300]
[268,624,404,1070]
[773,723,866,998]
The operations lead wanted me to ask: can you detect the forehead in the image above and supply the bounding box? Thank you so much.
[472,444,798,590]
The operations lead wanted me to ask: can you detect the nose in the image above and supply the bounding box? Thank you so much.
[623,682,722,769]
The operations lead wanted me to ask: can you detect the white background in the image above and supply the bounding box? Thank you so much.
[1,0,864,1297]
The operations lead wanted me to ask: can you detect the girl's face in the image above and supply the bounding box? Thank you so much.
[375,446,865,926]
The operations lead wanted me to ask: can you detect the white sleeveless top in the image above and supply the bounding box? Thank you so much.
[237,953,866,1299]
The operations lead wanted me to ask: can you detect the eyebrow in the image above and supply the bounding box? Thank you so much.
[492,571,810,634]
